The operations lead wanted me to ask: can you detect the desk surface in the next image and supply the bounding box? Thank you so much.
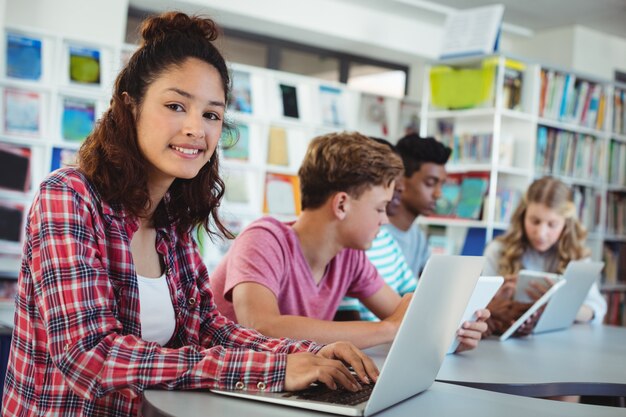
[424,324,626,397]
[142,382,626,417]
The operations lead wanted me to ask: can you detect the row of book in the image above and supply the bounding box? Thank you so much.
[539,69,607,130]
[608,140,626,186]
[606,192,626,236]
[487,188,522,224]
[573,186,601,233]
[436,121,493,165]
[614,88,626,135]
[535,126,604,181]
[602,242,626,287]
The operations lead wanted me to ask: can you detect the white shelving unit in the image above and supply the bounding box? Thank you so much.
[418,55,626,324]
[419,55,537,251]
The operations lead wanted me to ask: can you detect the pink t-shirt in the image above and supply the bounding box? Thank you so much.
[211,216,385,322]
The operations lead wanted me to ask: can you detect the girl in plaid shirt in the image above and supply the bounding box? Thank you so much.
[2,12,377,416]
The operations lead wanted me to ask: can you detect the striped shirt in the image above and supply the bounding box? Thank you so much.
[339,228,416,321]
[2,168,320,416]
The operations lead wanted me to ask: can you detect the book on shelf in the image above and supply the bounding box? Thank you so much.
[572,185,600,233]
[230,70,253,114]
[0,201,24,246]
[266,126,289,166]
[61,96,96,142]
[614,88,625,135]
[432,172,490,220]
[535,126,603,181]
[69,45,101,85]
[609,141,626,186]
[3,88,42,136]
[279,83,299,119]
[602,290,625,326]
[455,173,490,220]
[492,187,522,223]
[602,242,626,287]
[318,85,345,127]
[0,144,31,193]
[263,172,301,216]
[358,94,389,138]
[6,32,42,81]
[434,174,462,216]
[538,71,607,129]
[502,64,523,110]
[50,147,78,171]
[606,192,626,236]
[222,123,250,161]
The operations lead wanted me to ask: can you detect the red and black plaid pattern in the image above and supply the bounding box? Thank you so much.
[2,168,320,416]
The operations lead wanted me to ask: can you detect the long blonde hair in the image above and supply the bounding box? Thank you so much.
[496,177,590,275]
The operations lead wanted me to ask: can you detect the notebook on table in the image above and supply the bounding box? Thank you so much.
[210,255,485,416]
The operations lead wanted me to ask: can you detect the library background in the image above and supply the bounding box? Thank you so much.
[0,1,625,330]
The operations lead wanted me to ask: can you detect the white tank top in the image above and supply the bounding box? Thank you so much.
[136,273,176,345]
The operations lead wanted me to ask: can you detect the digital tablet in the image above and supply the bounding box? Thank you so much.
[514,269,561,303]
[448,275,504,353]
[499,279,566,341]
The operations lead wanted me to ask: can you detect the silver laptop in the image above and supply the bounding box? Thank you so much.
[210,255,485,416]
[532,260,604,334]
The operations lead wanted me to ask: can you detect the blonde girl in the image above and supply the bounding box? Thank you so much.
[483,176,606,329]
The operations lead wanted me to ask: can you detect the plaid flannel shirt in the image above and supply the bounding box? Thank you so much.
[2,168,321,416]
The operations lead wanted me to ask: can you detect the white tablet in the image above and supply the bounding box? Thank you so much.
[514,269,562,303]
[499,279,566,341]
[448,275,504,353]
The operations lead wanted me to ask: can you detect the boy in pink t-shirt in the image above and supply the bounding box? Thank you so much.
[211,132,488,350]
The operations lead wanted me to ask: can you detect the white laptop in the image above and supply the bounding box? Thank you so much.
[532,260,604,334]
[210,255,485,416]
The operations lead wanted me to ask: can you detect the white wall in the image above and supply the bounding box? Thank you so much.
[508,24,626,80]
[6,0,129,45]
[508,26,576,70]
[572,26,626,80]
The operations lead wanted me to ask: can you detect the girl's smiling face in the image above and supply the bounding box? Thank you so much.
[134,57,226,193]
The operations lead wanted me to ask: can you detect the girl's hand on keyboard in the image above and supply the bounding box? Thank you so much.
[318,341,379,385]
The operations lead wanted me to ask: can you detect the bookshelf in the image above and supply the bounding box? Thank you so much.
[420,55,626,325]
[206,62,417,272]
[0,25,422,304]
[419,55,536,252]
[0,25,134,324]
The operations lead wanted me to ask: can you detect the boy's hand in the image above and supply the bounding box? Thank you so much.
[454,308,490,353]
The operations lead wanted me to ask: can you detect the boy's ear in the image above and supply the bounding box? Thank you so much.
[331,192,350,220]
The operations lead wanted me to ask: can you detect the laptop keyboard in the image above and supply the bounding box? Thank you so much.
[283,383,375,406]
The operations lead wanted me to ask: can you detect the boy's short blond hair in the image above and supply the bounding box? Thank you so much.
[298,131,404,210]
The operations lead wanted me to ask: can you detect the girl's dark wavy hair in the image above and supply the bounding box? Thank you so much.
[78,12,234,240]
